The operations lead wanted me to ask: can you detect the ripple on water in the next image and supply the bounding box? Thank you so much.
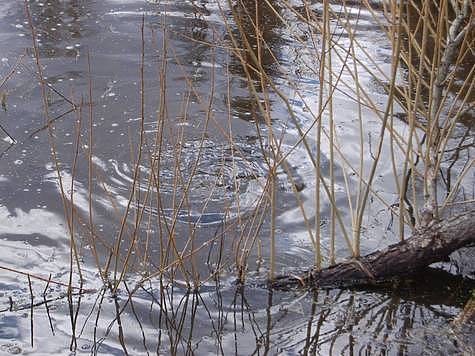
[90,138,270,218]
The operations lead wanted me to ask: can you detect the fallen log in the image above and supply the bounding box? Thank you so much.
[272,210,475,289]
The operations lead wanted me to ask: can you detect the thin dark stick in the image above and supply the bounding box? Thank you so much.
[42,274,55,335]
[27,275,34,348]
[28,107,75,138]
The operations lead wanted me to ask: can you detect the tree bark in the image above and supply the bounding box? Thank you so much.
[272,210,475,289]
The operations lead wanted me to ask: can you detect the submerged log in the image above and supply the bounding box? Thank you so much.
[272,210,475,289]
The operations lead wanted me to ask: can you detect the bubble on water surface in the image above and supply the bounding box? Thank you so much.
[0,343,22,355]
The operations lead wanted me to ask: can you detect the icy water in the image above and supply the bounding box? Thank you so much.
[0,0,473,355]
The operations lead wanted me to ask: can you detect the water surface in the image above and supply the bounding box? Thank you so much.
[0,0,473,354]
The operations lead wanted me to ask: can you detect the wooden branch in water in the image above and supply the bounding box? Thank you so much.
[272,210,475,289]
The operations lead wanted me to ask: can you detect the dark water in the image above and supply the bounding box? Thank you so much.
[0,0,473,354]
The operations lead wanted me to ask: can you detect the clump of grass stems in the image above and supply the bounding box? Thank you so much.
[224,1,473,285]
[17,0,474,284]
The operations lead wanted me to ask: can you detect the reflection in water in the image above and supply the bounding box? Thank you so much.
[159,1,211,73]
[0,268,473,354]
[227,0,285,122]
[228,0,283,81]
[0,205,67,244]
[26,0,90,60]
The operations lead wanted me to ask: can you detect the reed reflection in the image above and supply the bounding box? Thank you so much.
[1,267,472,354]
[24,0,95,60]
[227,0,285,122]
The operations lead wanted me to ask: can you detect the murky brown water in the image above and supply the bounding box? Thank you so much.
[0,0,473,354]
